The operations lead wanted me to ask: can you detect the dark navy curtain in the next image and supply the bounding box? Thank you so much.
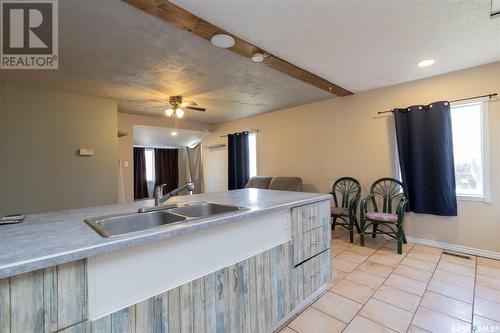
[394,101,457,216]
[228,132,249,190]
[133,147,149,200]
[155,148,179,195]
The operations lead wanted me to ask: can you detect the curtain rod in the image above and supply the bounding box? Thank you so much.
[377,93,498,115]
[220,129,259,138]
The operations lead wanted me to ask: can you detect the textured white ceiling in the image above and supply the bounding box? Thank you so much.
[172,0,500,93]
[0,0,331,124]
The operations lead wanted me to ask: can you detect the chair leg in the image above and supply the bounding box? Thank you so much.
[397,226,403,254]
[359,219,365,247]
[372,223,378,238]
[402,228,407,244]
[331,216,336,230]
[349,222,354,243]
[353,216,361,233]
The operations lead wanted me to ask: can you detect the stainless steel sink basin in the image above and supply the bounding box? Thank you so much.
[85,210,186,238]
[85,202,247,238]
[167,202,243,218]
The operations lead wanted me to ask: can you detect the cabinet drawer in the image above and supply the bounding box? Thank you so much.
[291,201,330,235]
[292,249,330,305]
[293,224,330,266]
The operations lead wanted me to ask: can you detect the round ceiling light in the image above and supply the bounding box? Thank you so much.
[210,34,235,48]
[165,108,174,117]
[417,59,435,68]
[175,108,184,118]
[251,52,264,63]
[171,131,178,136]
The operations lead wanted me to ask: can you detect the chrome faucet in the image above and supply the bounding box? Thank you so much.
[138,182,194,213]
[155,182,194,205]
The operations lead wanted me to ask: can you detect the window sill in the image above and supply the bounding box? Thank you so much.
[457,195,491,203]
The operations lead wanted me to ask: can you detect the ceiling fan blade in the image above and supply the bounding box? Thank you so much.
[150,99,170,104]
[181,101,198,107]
[185,105,206,112]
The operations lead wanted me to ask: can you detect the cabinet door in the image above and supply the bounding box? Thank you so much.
[227,259,252,333]
[215,267,229,333]
[238,259,251,333]
[255,249,272,332]
[228,263,240,333]
[0,259,87,333]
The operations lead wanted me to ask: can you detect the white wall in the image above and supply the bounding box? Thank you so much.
[202,62,500,253]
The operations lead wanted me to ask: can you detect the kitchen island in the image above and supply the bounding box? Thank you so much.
[0,189,331,333]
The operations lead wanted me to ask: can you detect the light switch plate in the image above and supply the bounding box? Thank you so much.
[79,148,94,156]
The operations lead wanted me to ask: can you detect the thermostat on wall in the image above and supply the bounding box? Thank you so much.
[79,148,94,156]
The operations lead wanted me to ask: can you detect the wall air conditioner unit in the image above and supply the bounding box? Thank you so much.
[492,0,500,18]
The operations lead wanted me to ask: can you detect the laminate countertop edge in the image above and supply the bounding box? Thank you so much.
[0,189,332,279]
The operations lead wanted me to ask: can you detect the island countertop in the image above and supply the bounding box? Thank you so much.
[0,189,331,279]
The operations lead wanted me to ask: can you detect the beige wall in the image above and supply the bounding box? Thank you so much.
[0,84,118,215]
[117,113,212,202]
[202,62,500,253]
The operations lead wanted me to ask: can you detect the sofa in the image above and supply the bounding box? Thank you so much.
[245,176,303,192]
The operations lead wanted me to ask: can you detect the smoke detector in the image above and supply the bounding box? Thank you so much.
[251,52,264,62]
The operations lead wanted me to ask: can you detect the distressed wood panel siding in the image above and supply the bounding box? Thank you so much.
[57,260,88,330]
[293,224,331,265]
[179,282,194,332]
[215,267,229,333]
[291,200,330,235]
[203,273,216,332]
[90,316,111,333]
[111,306,135,333]
[10,270,44,332]
[0,277,10,332]
[154,293,168,332]
[0,259,87,333]
[192,277,205,333]
[58,321,90,333]
[135,298,155,332]
[44,266,58,333]
[168,286,181,332]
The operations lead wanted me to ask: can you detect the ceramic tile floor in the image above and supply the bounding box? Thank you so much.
[280,228,500,333]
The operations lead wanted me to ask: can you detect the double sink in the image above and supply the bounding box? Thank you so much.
[85,202,246,238]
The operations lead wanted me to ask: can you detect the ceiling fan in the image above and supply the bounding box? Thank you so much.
[151,96,207,118]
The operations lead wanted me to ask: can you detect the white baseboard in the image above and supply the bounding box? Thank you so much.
[406,236,500,261]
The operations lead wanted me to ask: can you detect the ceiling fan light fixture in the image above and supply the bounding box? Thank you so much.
[165,108,174,117]
[251,52,264,63]
[210,34,235,49]
[175,108,184,118]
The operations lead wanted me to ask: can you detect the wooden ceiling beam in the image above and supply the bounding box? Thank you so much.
[123,0,353,97]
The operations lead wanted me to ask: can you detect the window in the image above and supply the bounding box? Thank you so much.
[394,99,489,201]
[248,132,257,178]
[450,99,489,200]
[144,148,155,182]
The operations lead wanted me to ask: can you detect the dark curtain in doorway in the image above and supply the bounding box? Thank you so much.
[394,101,457,216]
[228,132,249,190]
[155,148,179,195]
[133,147,149,200]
